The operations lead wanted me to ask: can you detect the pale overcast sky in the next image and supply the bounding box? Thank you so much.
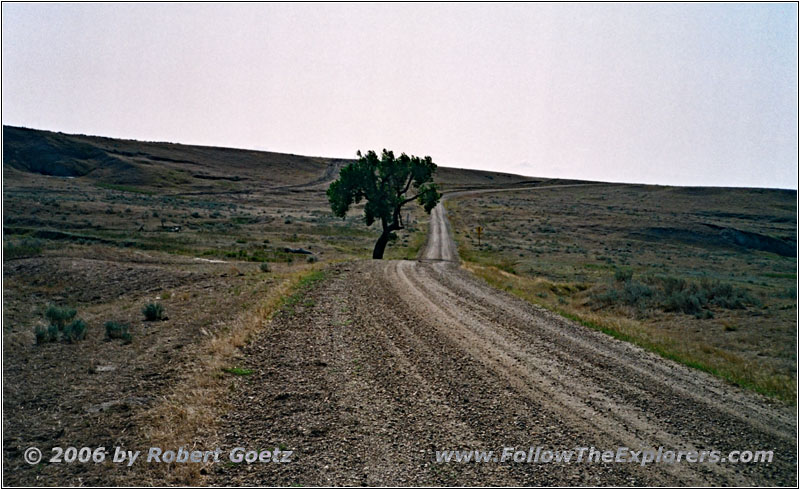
[2,3,797,188]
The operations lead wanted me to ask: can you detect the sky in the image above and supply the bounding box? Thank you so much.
[2,3,797,189]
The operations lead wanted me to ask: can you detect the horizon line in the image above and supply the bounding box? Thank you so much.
[4,122,797,192]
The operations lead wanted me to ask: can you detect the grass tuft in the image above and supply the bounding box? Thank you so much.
[222,367,253,376]
[142,302,165,321]
[105,321,133,344]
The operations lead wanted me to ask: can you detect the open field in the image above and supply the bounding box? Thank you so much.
[208,201,795,486]
[2,126,796,485]
[445,183,797,401]
[3,126,503,484]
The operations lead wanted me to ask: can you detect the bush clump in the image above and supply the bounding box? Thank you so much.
[660,277,758,316]
[105,321,132,344]
[62,319,88,343]
[620,280,653,308]
[35,305,87,344]
[45,305,77,328]
[260,263,271,273]
[4,238,44,259]
[142,302,165,321]
[592,274,759,319]
[592,280,652,310]
[614,268,633,283]
[35,325,60,344]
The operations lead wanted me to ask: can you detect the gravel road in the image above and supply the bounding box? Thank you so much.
[211,195,796,486]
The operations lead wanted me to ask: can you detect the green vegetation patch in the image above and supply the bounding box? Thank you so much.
[222,367,254,376]
[35,305,88,344]
[4,237,45,259]
[105,321,133,344]
[142,302,165,321]
[279,269,327,317]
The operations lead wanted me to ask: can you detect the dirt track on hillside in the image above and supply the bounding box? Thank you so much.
[211,197,796,486]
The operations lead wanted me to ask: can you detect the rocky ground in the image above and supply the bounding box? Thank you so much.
[209,203,796,486]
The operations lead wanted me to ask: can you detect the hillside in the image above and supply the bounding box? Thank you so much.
[3,125,351,191]
[2,126,795,486]
[3,125,542,193]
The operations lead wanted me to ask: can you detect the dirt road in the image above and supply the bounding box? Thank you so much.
[212,196,796,486]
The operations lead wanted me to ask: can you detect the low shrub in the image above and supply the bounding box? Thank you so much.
[700,279,760,309]
[105,321,132,344]
[35,305,87,344]
[591,288,620,307]
[659,277,756,317]
[614,268,633,283]
[663,289,704,315]
[35,325,60,344]
[621,280,653,307]
[4,238,44,259]
[592,275,756,318]
[62,319,87,343]
[260,263,271,273]
[45,305,76,328]
[142,302,165,321]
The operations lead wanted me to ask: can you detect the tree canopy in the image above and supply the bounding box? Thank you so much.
[327,149,441,259]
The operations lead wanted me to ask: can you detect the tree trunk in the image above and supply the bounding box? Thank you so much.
[372,230,391,259]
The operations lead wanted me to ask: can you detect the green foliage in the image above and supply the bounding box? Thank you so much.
[593,275,757,318]
[4,238,44,259]
[660,276,757,316]
[614,268,633,282]
[35,325,60,344]
[621,280,653,307]
[35,305,87,344]
[222,367,253,376]
[328,149,440,223]
[105,321,132,344]
[327,149,441,258]
[62,319,87,343]
[45,305,76,328]
[260,262,271,273]
[142,302,165,321]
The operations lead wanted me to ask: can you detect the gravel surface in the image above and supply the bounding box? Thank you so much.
[210,200,796,486]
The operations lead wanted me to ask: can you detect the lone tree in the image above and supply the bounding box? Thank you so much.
[328,149,441,259]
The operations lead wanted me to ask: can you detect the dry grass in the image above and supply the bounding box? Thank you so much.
[447,184,795,403]
[132,264,320,485]
[3,126,527,485]
[464,261,796,402]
